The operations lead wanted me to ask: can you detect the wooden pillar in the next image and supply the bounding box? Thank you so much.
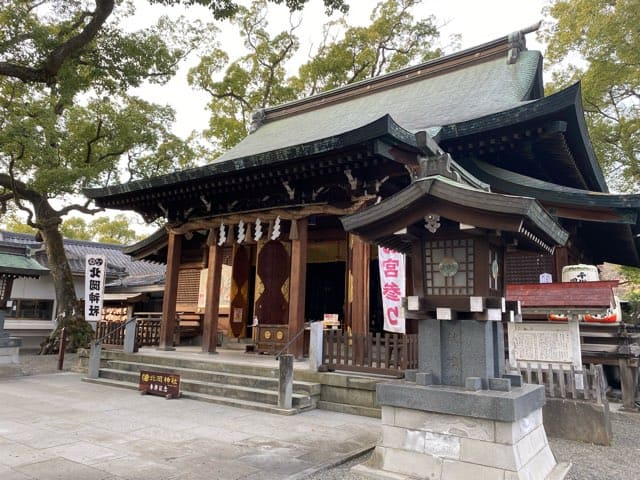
[619,358,639,411]
[554,246,570,282]
[202,231,223,353]
[288,218,308,358]
[350,234,370,335]
[158,231,182,350]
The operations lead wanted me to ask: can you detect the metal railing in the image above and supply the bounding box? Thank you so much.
[275,325,308,359]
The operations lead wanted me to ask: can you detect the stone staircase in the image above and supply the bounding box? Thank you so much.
[82,350,321,415]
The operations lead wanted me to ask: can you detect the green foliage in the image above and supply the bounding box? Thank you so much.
[90,215,143,244]
[0,210,37,235]
[148,0,349,18]
[189,0,440,152]
[295,0,441,95]
[59,215,143,244]
[189,0,301,151]
[542,0,640,191]
[60,217,92,241]
[0,1,204,219]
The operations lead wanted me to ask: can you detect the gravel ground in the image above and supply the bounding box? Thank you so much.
[11,354,640,479]
[15,352,79,375]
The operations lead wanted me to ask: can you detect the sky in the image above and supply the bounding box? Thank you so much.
[130,0,550,139]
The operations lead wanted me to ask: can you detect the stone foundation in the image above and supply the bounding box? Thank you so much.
[0,336,21,364]
[354,383,570,480]
[356,405,562,480]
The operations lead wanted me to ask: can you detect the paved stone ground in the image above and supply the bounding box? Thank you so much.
[4,355,640,480]
[0,364,377,480]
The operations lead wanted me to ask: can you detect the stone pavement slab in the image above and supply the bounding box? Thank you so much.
[0,373,379,480]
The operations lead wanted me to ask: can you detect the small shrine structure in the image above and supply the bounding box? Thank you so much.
[0,243,48,370]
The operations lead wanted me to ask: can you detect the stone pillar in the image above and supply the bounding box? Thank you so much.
[308,320,324,372]
[123,317,136,354]
[0,310,21,367]
[278,354,294,409]
[202,232,223,354]
[288,218,308,358]
[356,314,569,479]
[159,231,182,350]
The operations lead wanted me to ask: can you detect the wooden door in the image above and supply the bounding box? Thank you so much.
[254,240,290,325]
[229,245,250,338]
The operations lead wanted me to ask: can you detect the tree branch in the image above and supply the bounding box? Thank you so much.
[58,201,103,217]
[0,0,115,84]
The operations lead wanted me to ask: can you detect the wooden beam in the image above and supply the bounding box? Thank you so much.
[202,234,223,354]
[350,234,370,335]
[158,232,181,350]
[288,218,308,358]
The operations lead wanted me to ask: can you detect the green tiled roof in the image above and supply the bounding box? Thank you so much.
[0,252,49,278]
[217,52,541,164]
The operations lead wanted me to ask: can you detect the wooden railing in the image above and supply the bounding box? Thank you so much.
[95,320,127,348]
[95,313,163,350]
[517,363,606,403]
[322,331,418,377]
[136,318,162,346]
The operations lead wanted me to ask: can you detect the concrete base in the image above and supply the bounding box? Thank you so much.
[0,337,21,365]
[354,404,568,479]
[354,382,569,480]
[543,398,612,446]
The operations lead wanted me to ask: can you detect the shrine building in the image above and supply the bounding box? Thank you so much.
[85,27,640,358]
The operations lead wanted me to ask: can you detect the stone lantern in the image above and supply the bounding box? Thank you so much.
[342,154,571,479]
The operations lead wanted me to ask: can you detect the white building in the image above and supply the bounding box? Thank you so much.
[0,231,165,350]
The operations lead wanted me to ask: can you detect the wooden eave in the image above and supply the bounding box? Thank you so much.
[438,83,607,193]
[85,116,420,223]
[456,157,640,266]
[461,158,640,221]
[124,228,168,261]
[340,176,568,254]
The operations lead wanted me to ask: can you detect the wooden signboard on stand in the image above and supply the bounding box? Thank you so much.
[139,370,181,399]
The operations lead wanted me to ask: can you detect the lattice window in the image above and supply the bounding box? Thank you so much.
[177,268,201,306]
[424,239,474,296]
[505,253,554,284]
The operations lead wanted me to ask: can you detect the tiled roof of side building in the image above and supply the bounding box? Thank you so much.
[0,230,165,278]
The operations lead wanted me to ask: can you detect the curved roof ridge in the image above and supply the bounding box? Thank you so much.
[258,27,541,124]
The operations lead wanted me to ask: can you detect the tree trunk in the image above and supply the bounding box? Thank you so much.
[36,203,94,354]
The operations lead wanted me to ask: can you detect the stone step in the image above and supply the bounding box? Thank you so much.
[98,368,316,409]
[82,377,300,415]
[106,360,321,396]
[100,350,280,377]
[316,400,381,419]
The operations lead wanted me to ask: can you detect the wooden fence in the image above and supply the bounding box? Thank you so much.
[322,331,418,377]
[517,363,606,403]
[95,315,162,350]
[95,321,126,348]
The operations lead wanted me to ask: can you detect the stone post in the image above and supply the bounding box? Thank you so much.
[278,354,294,409]
[123,319,137,354]
[88,341,102,379]
[308,321,323,372]
[0,309,21,366]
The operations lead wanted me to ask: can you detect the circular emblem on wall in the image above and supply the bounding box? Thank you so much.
[276,330,284,341]
[263,330,272,340]
[491,259,499,279]
[438,256,459,277]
